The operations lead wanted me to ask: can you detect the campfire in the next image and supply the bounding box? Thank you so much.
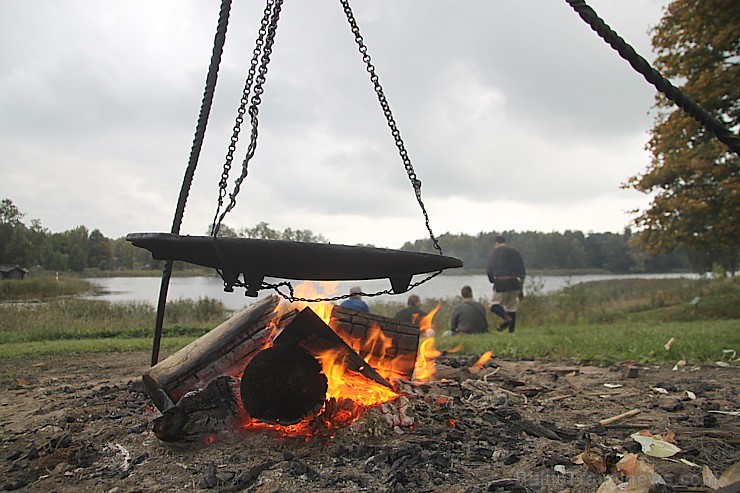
[142,284,439,442]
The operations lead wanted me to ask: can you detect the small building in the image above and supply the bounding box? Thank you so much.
[0,265,29,280]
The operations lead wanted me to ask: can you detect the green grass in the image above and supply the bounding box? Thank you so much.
[0,337,197,359]
[0,277,95,301]
[434,319,738,365]
[0,298,228,344]
[0,277,737,364]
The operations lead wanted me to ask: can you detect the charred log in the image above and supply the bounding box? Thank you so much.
[142,296,283,411]
[274,307,392,389]
[153,376,246,442]
[240,344,327,425]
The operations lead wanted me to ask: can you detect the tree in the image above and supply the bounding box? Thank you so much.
[0,198,31,266]
[626,0,739,275]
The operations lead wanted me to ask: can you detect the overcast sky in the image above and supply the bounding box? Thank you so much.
[1,0,671,249]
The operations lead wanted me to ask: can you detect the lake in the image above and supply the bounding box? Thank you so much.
[85,273,699,312]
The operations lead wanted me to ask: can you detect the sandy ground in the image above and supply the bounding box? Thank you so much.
[1,351,738,492]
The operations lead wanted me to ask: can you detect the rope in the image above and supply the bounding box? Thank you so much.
[565,0,739,155]
[152,0,232,366]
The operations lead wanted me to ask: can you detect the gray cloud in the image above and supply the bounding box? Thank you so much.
[0,0,669,247]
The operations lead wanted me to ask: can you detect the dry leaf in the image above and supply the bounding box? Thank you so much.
[662,430,676,443]
[685,390,697,400]
[652,387,670,394]
[703,465,720,489]
[631,432,681,458]
[616,453,639,477]
[595,477,620,493]
[582,450,607,474]
[17,379,31,387]
[717,461,740,487]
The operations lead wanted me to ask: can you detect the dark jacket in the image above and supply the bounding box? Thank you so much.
[450,300,489,333]
[487,245,526,291]
[394,306,426,325]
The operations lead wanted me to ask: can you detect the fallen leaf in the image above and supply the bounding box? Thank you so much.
[582,450,607,474]
[716,361,730,368]
[603,383,623,389]
[717,461,740,487]
[703,465,720,489]
[685,390,697,400]
[652,387,670,394]
[662,429,676,444]
[616,453,639,477]
[595,477,620,493]
[17,379,31,387]
[630,432,681,458]
[553,465,567,475]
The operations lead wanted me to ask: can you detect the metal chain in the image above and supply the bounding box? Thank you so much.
[213,0,451,301]
[214,0,284,233]
[211,0,279,236]
[225,270,444,303]
[339,0,444,255]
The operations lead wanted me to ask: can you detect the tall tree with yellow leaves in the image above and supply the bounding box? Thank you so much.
[627,0,739,275]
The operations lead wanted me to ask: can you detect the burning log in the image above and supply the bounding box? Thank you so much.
[273,307,392,389]
[143,295,284,411]
[240,344,327,425]
[330,306,420,381]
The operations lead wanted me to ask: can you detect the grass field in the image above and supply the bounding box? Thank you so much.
[0,277,737,364]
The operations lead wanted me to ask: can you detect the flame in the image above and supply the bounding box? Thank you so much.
[418,303,440,334]
[414,336,441,382]
[318,349,397,406]
[238,286,449,435]
[288,281,339,324]
[473,351,493,368]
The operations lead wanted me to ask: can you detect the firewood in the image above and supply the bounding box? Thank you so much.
[142,296,282,411]
[240,344,327,425]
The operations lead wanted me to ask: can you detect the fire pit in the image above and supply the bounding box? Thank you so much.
[143,294,435,442]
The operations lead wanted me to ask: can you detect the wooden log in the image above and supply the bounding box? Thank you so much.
[240,344,327,425]
[153,376,246,442]
[142,295,282,411]
[273,307,392,389]
[330,305,420,381]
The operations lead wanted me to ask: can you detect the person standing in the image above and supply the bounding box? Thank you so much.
[394,294,426,325]
[448,285,489,335]
[486,235,525,332]
[339,286,370,312]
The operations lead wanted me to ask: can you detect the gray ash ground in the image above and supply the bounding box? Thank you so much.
[1,351,738,492]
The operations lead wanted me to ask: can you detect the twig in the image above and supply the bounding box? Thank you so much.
[542,394,573,403]
[598,408,641,426]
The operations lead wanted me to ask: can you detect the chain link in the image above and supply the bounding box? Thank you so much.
[212,0,450,301]
[339,0,443,256]
[211,1,277,236]
[212,0,284,235]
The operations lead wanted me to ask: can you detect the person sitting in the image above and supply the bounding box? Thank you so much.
[339,286,369,312]
[394,294,426,325]
[446,285,489,335]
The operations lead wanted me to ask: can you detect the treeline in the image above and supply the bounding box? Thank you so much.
[0,199,328,272]
[1,198,699,274]
[402,230,693,274]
